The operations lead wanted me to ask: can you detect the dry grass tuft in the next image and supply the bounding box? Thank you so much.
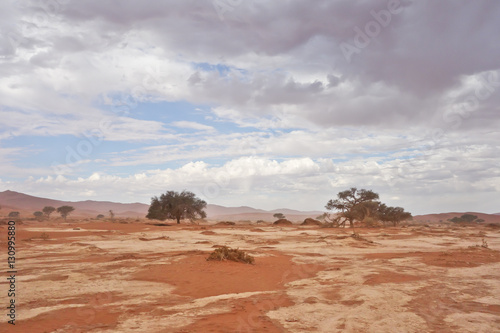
[351,232,374,243]
[469,238,489,249]
[206,246,255,264]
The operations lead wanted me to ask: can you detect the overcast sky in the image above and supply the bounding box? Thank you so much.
[1,0,499,214]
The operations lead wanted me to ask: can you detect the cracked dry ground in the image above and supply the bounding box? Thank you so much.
[1,221,500,332]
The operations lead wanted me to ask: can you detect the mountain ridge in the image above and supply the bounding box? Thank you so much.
[2,190,498,222]
[0,190,323,219]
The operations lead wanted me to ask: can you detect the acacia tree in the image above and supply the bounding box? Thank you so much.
[33,211,44,221]
[57,206,75,220]
[8,211,20,219]
[43,206,56,218]
[325,188,380,228]
[273,213,285,219]
[146,190,207,224]
[377,204,412,226]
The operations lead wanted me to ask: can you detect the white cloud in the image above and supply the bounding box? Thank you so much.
[171,121,215,132]
[5,144,499,214]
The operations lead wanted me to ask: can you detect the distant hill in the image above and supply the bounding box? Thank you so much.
[3,190,498,223]
[414,212,500,224]
[205,204,323,221]
[205,204,268,216]
[0,190,323,220]
[0,190,149,217]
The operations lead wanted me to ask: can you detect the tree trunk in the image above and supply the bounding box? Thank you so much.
[176,217,180,224]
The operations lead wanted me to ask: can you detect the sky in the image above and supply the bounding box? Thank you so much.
[0,0,499,215]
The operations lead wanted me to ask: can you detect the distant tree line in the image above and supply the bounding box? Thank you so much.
[3,204,118,222]
[3,205,75,221]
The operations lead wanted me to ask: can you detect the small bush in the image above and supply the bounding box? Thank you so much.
[468,238,489,249]
[40,232,50,240]
[351,233,374,243]
[482,239,489,248]
[207,246,255,264]
[216,221,236,226]
[8,212,20,219]
[273,218,293,225]
[301,218,322,226]
[449,214,479,223]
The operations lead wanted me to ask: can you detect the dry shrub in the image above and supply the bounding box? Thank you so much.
[216,221,236,226]
[469,238,489,249]
[273,218,293,225]
[301,218,322,226]
[206,246,255,264]
[112,254,138,261]
[351,233,373,243]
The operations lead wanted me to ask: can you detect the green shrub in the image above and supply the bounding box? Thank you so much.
[449,214,479,223]
[207,246,255,264]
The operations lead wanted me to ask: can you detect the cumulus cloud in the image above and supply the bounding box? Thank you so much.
[7,144,499,213]
[171,121,215,132]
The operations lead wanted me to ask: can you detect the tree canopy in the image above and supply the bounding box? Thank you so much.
[377,203,412,227]
[43,206,56,218]
[325,188,379,227]
[325,187,411,228]
[146,190,207,224]
[57,206,75,220]
[273,213,285,219]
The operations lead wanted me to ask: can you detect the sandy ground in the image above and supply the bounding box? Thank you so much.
[1,220,500,332]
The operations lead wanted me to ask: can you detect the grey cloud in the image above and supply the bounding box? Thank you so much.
[3,0,499,130]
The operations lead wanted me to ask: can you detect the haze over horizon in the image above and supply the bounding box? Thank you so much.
[1,1,499,215]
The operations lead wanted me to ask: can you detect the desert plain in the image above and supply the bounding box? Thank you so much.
[1,219,500,333]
